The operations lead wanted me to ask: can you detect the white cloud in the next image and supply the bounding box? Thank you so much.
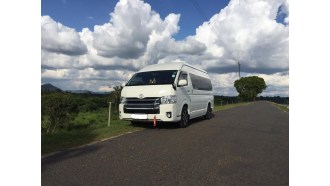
[245,71,289,96]
[92,0,175,59]
[41,68,133,91]
[42,69,70,79]
[41,16,87,56]
[209,73,239,96]
[193,0,289,74]
[98,86,113,92]
[161,37,206,55]
[41,0,289,96]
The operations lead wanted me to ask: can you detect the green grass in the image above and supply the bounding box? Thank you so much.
[214,102,251,112]
[42,103,252,155]
[42,108,143,155]
[272,102,289,112]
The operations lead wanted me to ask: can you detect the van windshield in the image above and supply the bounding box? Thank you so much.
[126,70,178,86]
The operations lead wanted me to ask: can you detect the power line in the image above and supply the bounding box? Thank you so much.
[190,0,221,39]
[191,0,209,23]
[192,0,243,79]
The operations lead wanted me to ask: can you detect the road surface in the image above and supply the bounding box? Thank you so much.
[42,101,288,185]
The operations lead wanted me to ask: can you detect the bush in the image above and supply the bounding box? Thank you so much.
[41,93,79,133]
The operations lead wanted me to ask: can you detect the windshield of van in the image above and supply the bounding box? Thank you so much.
[126,70,178,86]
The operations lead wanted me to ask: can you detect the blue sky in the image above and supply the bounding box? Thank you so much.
[41,0,289,96]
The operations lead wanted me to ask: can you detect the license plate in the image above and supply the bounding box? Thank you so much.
[131,114,148,119]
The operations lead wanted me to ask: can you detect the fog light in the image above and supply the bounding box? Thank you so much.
[166,112,172,118]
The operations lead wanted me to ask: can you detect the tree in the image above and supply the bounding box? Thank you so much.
[41,93,79,133]
[234,76,267,101]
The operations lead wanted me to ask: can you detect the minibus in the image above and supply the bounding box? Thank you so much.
[119,62,214,127]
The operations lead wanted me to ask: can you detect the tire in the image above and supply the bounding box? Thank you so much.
[204,104,212,120]
[131,121,137,126]
[179,106,189,128]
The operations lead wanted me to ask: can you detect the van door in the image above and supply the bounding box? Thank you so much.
[176,71,194,117]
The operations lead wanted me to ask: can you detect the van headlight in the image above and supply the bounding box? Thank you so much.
[120,97,126,104]
[161,95,177,104]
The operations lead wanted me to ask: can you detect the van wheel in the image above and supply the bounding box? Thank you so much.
[179,106,189,128]
[204,104,212,120]
[131,121,137,126]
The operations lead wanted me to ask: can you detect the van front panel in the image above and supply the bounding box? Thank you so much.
[119,103,180,122]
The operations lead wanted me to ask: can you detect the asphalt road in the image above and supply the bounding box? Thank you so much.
[42,101,289,186]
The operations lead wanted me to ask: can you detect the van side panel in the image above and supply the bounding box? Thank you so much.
[181,65,214,119]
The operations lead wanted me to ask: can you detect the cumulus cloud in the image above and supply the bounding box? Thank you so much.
[161,37,206,55]
[193,0,289,74]
[41,16,88,56]
[92,0,176,59]
[41,0,289,96]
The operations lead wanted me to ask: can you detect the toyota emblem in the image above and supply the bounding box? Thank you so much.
[138,94,144,99]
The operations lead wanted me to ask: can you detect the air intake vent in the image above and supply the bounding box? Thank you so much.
[123,97,161,114]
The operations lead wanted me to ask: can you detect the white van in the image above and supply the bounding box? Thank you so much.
[119,62,214,127]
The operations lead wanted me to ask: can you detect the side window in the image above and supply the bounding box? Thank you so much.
[190,73,212,91]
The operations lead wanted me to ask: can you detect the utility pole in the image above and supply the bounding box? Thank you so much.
[238,62,241,79]
[108,102,112,127]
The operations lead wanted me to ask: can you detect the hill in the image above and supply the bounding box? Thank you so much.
[41,83,62,93]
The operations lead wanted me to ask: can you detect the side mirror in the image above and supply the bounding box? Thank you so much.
[178,79,188,87]
[121,82,127,87]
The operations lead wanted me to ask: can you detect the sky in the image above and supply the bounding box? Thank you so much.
[41,0,289,96]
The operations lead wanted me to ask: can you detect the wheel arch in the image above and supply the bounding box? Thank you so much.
[180,101,190,115]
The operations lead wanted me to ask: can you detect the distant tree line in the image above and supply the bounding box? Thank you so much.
[258,96,289,104]
[214,95,289,105]
[214,96,240,104]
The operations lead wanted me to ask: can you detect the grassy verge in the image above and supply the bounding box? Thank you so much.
[42,108,143,155]
[214,102,251,112]
[271,102,289,112]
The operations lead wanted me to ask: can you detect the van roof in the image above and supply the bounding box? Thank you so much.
[138,62,207,74]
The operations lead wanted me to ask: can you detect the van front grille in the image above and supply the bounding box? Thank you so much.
[123,97,161,114]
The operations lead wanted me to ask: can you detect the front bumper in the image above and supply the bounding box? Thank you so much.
[119,104,180,122]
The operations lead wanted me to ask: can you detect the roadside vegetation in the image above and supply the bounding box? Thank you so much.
[41,87,143,154]
[41,89,285,155]
[214,102,251,112]
[272,102,289,112]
